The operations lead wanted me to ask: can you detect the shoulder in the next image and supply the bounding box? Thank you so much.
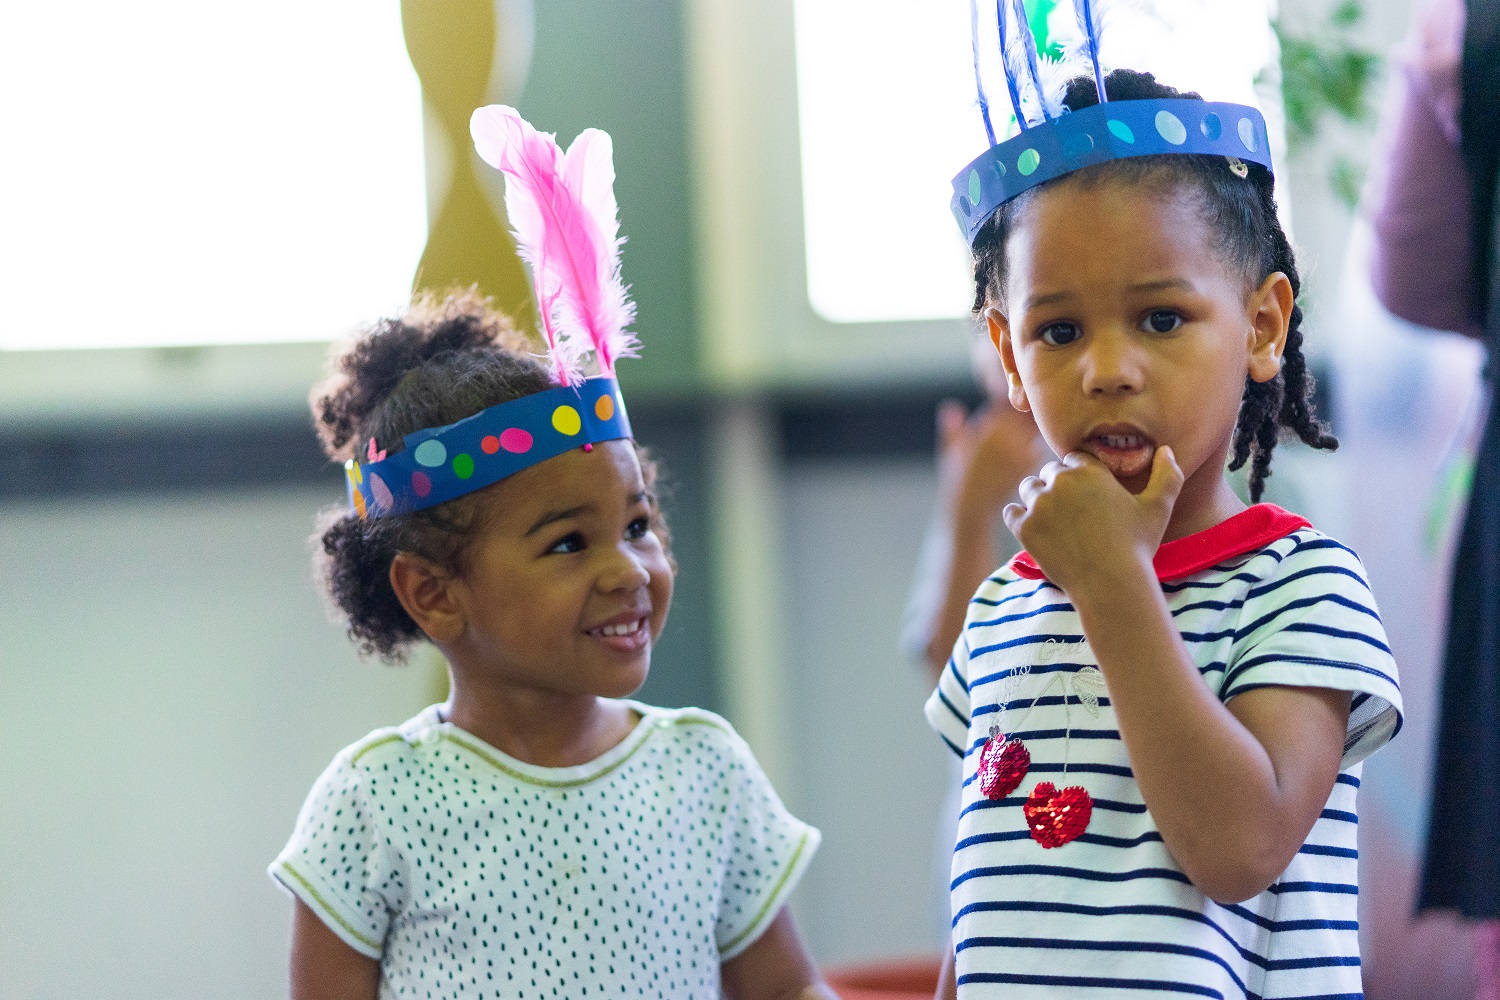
[628,702,770,776]
[327,705,445,776]
[632,702,743,749]
[1244,527,1373,596]
[969,564,1055,614]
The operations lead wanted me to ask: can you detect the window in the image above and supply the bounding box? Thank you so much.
[0,1,425,350]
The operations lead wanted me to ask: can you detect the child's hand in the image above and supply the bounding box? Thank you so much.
[1003,445,1184,594]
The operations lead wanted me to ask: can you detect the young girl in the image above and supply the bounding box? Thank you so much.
[927,68,1404,997]
[269,107,835,1000]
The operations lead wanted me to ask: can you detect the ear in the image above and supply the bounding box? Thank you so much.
[389,551,466,645]
[1246,272,1293,384]
[986,308,1031,413]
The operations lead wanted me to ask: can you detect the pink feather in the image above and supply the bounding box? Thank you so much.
[470,105,638,384]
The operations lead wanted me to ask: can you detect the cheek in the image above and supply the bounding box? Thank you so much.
[647,551,674,633]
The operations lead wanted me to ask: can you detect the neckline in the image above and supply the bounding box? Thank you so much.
[415,700,663,788]
[1008,503,1311,584]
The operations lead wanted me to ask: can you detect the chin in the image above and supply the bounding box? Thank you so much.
[598,660,650,700]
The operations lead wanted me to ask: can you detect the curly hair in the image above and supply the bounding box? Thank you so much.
[970,69,1336,501]
[312,289,671,661]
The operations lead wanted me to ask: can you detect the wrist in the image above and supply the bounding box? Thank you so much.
[1063,552,1158,612]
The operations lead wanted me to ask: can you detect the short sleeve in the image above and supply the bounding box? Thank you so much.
[1222,535,1404,767]
[925,626,975,758]
[713,732,821,961]
[268,752,395,959]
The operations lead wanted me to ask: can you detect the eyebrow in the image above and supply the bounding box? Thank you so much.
[1127,278,1196,295]
[522,492,650,537]
[525,505,592,537]
[1023,278,1196,311]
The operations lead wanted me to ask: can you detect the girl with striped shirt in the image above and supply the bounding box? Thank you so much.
[927,69,1402,998]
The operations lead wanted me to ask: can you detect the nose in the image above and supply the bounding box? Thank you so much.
[1080,327,1145,397]
[599,539,652,593]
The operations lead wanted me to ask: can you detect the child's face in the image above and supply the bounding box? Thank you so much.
[987,178,1287,500]
[446,440,673,701]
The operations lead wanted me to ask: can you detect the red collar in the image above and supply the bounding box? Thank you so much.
[1008,503,1311,584]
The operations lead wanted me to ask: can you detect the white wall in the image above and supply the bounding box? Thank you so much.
[0,487,440,999]
[776,457,954,963]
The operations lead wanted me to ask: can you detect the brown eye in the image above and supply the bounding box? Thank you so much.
[546,532,585,555]
[1039,322,1081,346]
[1144,310,1183,334]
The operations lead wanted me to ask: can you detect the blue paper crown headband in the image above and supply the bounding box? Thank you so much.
[344,106,644,519]
[344,378,631,518]
[952,0,1274,247]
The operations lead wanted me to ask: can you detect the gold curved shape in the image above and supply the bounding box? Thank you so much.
[402,0,535,328]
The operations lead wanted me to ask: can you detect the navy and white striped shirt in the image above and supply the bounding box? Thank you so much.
[925,505,1402,999]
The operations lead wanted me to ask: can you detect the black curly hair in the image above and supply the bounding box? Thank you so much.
[971,69,1336,501]
[312,288,670,661]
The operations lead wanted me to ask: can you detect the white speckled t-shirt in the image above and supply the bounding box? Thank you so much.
[270,702,819,999]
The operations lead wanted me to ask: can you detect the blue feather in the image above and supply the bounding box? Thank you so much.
[971,0,997,144]
[1073,0,1109,102]
[994,0,1030,131]
[1007,0,1052,122]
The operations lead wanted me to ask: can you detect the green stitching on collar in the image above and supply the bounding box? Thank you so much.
[440,723,656,789]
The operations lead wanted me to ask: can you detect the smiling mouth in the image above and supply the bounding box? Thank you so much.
[586,616,650,651]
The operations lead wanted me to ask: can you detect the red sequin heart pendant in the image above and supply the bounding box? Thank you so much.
[977,731,1031,800]
[1023,782,1093,848]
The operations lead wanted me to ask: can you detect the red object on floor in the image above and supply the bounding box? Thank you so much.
[825,957,942,1000]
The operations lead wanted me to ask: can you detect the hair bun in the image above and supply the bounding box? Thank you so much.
[312,289,535,460]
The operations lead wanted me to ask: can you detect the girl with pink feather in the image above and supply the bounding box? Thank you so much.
[269,106,835,1000]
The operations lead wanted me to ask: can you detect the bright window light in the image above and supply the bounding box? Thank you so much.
[0,1,426,350]
[792,0,1276,325]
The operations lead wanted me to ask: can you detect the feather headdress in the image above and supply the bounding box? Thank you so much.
[470,105,638,386]
[1073,0,1111,103]
[951,0,1275,247]
[970,0,998,144]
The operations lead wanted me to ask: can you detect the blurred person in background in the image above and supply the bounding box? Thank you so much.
[1365,1,1500,996]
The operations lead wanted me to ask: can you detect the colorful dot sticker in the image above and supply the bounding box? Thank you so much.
[411,471,432,498]
[344,459,363,486]
[351,489,367,519]
[552,405,582,436]
[499,428,533,453]
[1155,110,1187,145]
[1107,119,1134,143]
[1017,148,1040,176]
[992,160,1007,178]
[1200,112,1222,141]
[413,440,447,468]
[595,394,615,421]
[481,435,501,455]
[1238,117,1258,152]
[370,473,394,512]
[957,194,972,216]
[452,453,475,479]
[967,169,982,205]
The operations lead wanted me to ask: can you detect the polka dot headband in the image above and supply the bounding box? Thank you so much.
[953,0,1274,247]
[344,378,631,518]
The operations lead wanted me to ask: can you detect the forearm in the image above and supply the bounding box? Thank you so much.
[720,909,835,1000]
[1069,567,1310,901]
